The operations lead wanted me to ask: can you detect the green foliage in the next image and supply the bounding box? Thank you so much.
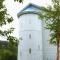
[0,0,23,26]
[0,28,14,36]
[0,36,18,60]
[14,0,23,3]
[0,0,4,9]
[0,0,23,60]
[39,0,60,45]
[0,8,14,26]
[0,27,18,60]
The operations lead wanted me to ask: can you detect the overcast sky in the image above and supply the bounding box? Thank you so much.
[1,0,52,41]
[4,0,52,15]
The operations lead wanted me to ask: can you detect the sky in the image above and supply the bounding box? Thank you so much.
[4,0,52,14]
[1,0,52,41]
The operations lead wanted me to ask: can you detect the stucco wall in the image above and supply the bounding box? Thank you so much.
[18,13,57,60]
[42,21,57,60]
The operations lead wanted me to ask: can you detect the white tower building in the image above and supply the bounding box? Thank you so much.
[17,3,56,60]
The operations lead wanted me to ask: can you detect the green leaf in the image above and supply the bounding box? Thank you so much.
[14,0,23,3]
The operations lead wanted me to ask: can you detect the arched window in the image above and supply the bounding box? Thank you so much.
[29,34,31,39]
[29,48,31,54]
[20,52,22,56]
[38,45,40,50]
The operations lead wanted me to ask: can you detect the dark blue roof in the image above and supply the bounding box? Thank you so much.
[17,3,43,17]
[20,3,41,12]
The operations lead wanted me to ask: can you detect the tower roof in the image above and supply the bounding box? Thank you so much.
[17,3,42,17]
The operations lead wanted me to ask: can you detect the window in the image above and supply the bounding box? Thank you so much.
[29,20,31,24]
[20,52,22,56]
[29,48,31,54]
[29,34,31,39]
[38,45,40,50]
[19,37,23,40]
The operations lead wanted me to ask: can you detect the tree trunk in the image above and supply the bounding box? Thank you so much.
[56,34,60,59]
[56,38,59,60]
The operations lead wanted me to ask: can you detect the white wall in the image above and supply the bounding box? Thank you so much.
[18,13,57,60]
[18,14,42,31]
[18,14,43,60]
[42,21,57,60]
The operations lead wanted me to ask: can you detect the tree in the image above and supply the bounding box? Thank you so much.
[39,0,60,60]
[0,0,22,60]
[14,0,23,3]
[0,36,18,60]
